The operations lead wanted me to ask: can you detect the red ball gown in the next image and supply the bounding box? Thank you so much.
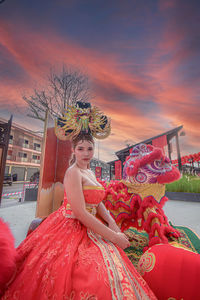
[1,186,156,300]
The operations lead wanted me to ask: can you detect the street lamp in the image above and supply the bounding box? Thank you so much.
[180,131,186,136]
[97,140,100,160]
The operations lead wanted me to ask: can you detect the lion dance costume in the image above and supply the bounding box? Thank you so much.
[101,143,200,300]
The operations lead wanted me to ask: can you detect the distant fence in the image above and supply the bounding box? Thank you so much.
[2,182,38,202]
[2,191,23,197]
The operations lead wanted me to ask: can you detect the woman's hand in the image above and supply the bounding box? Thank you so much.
[108,219,121,233]
[113,232,130,249]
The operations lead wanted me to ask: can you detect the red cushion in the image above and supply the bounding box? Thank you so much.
[138,243,200,300]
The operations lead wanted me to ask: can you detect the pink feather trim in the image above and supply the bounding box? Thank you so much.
[0,218,16,295]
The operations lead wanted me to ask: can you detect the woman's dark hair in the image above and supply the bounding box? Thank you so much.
[72,132,94,148]
[69,133,94,166]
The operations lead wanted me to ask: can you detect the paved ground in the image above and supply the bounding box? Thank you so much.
[164,200,200,237]
[2,182,24,194]
[0,202,37,247]
[0,198,200,247]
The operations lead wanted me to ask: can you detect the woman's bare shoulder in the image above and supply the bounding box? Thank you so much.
[64,165,81,179]
[64,165,82,189]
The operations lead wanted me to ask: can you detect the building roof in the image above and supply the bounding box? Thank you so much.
[107,159,119,165]
[91,157,109,166]
[0,116,43,140]
[113,125,183,161]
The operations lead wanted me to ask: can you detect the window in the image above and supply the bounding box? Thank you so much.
[23,139,29,148]
[18,152,28,162]
[34,143,41,150]
[7,149,13,160]
[9,135,13,144]
[18,152,27,158]
[32,155,40,162]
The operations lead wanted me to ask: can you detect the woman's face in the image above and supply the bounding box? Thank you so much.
[73,140,94,168]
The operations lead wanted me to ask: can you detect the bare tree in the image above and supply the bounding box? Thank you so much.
[23,66,92,122]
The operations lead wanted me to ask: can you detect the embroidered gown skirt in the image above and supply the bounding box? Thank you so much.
[1,187,156,300]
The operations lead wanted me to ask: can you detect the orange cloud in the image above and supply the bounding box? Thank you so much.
[0,21,152,102]
[0,17,199,161]
[144,14,200,158]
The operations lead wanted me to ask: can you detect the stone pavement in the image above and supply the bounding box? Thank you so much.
[0,195,23,208]
[164,200,200,237]
[0,201,36,247]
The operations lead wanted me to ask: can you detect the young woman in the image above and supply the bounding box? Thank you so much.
[64,133,130,249]
[0,132,156,300]
[1,99,157,299]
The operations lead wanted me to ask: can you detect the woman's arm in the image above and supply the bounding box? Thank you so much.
[97,203,121,233]
[64,168,130,249]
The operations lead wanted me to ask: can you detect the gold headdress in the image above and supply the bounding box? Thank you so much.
[55,101,111,140]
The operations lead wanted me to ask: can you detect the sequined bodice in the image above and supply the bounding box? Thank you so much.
[64,185,105,217]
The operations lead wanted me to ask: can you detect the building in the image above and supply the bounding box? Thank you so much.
[108,125,184,179]
[106,159,117,180]
[0,117,43,181]
[90,158,110,180]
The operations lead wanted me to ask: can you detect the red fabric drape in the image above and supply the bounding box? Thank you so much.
[152,135,167,152]
[95,166,102,179]
[115,160,122,180]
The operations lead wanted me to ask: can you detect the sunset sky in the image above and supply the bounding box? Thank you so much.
[0,0,199,162]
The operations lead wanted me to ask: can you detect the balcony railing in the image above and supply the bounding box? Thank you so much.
[6,155,16,161]
[7,155,28,162]
[7,155,41,164]
[22,144,29,149]
[20,157,28,162]
[34,146,41,151]
[32,159,40,164]
[8,141,42,152]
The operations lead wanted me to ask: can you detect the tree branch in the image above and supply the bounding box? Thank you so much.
[23,65,92,121]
